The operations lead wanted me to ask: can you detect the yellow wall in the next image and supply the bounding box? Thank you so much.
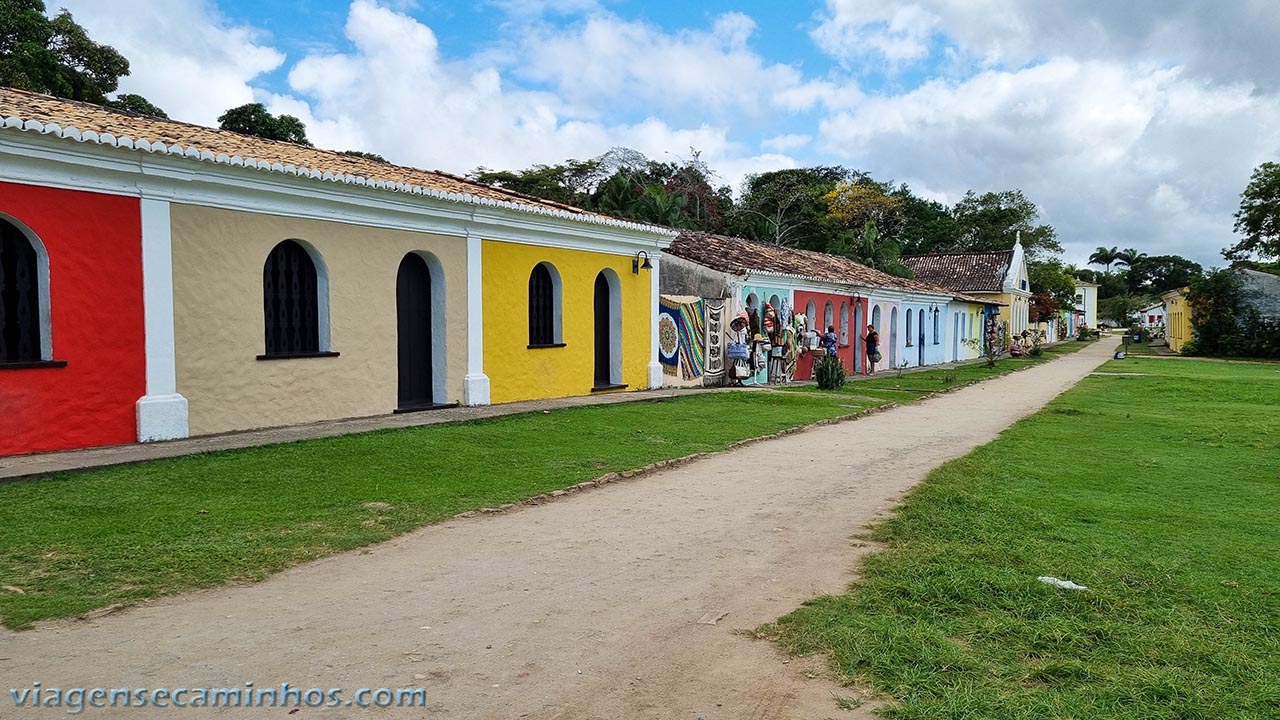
[483,240,652,404]
[1163,290,1192,353]
[171,204,469,435]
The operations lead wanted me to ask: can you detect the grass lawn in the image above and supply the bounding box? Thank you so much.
[783,339,1092,396]
[762,357,1280,719]
[0,343,1093,630]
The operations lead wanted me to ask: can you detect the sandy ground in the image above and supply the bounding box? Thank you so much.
[0,341,1113,720]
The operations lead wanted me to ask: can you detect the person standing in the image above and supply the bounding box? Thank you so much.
[864,324,880,374]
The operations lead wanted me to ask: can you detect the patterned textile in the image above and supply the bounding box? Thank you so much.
[678,300,706,378]
[658,298,681,375]
[704,299,725,382]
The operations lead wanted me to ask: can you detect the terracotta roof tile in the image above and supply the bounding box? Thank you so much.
[899,251,1013,293]
[666,232,996,304]
[0,87,665,235]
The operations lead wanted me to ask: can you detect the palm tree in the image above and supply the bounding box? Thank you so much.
[1114,247,1146,268]
[1088,246,1119,274]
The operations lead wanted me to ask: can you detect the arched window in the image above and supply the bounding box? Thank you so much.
[905,309,914,346]
[839,302,849,344]
[263,240,322,356]
[528,262,562,346]
[1,218,48,364]
[933,308,940,344]
[823,301,834,332]
[805,300,817,330]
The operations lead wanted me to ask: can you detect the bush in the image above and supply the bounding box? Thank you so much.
[815,354,846,390]
[1179,339,1199,356]
[1029,346,1043,357]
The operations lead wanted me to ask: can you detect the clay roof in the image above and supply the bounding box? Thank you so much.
[0,87,668,236]
[900,251,1013,293]
[666,231,997,304]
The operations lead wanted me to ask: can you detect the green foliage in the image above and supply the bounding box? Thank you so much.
[338,150,387,163]
[895,188,961,256]
[1028,260,1077,307]
[1098,294,1144,326]
[768,357,1280,719]
[104,92,167,118]
[217,103,311,145]
[1228,161,1280,261]
[814,354,846,390]
[951,189,1062,261]
[730,166,854,249]
[1088,245,1119,273]
[1113,247,1146,267]
[0,0,136,104]
[1125,254,1203,294]
[1185,268,1280,358]
[469,158,601,207]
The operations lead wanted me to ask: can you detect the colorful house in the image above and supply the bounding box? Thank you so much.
[0,87,671,456]
[661,232,994,380]
[1161,288,1191,353]
[901,239,1032,344]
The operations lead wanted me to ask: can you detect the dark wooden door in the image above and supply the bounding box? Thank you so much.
[594,272,610,387]
[397,254,433,409]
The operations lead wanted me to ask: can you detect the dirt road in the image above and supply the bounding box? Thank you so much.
[0,342,1113,719]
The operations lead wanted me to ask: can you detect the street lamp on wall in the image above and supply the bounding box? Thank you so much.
[632,251,653,275]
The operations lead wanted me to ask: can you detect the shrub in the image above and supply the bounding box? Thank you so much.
[815,354,846,390]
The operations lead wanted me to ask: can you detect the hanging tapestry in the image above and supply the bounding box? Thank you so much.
[678,299,706,378]
[658,297,681,375]
[703,299,725,382]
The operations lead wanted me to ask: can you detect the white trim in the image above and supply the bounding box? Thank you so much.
[409,250,449,404]
[136,198,189,442]
[533,261,564,344]
[647,255,662,389]
[0,130,674,258]
[0,212,52,360]
[463,231,489,406]
[599,268,623,386]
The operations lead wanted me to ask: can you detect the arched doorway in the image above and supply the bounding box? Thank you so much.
[918,310,926,366]
[853,301,865,373]
[890,304,901,366]
[594,269,622,389]
[396,253,445,411]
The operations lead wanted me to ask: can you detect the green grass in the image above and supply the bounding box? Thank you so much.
[0,344,1093,630]
[763,357,1280,719]
[783,339,1092,395]
[0,388,915,629]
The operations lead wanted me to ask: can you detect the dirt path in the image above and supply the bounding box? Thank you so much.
[0,342,1114,719]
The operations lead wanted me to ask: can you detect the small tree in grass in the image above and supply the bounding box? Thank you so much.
[814,354,846,390]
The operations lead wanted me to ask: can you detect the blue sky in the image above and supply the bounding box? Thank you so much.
[56,1,1280,269]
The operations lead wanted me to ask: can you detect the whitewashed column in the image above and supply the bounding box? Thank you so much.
[463,230,491,405]
[647,253,663,389]
[135,198,190,441]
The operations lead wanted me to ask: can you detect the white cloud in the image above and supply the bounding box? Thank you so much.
[56,0,284,125]
[513,11,810,120]
[761,134,812,152]
[818,58,1280,266]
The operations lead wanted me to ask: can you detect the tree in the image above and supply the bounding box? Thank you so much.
[469,159,600,207]
[1114,247,1146,268]
[1027,260,1078,307]
[1,0,167,112]
[823,181,904,232]
[1099,295,1143,326]
[1125,254,1202,294]
[1227,161,1280,261]
[894,189,961,256]
[1088,246,1119,274]
[1028,292,1061,324]
[217,103,311,145]
[339,150,387,163]
[730,166,855,250]
[950,189,1062,261]
[105,93,167,118]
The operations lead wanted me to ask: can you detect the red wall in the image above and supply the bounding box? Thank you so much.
[794,292,868,380]
[0,182,145,456]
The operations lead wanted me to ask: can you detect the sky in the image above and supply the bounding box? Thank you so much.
[54,0,1280,268]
